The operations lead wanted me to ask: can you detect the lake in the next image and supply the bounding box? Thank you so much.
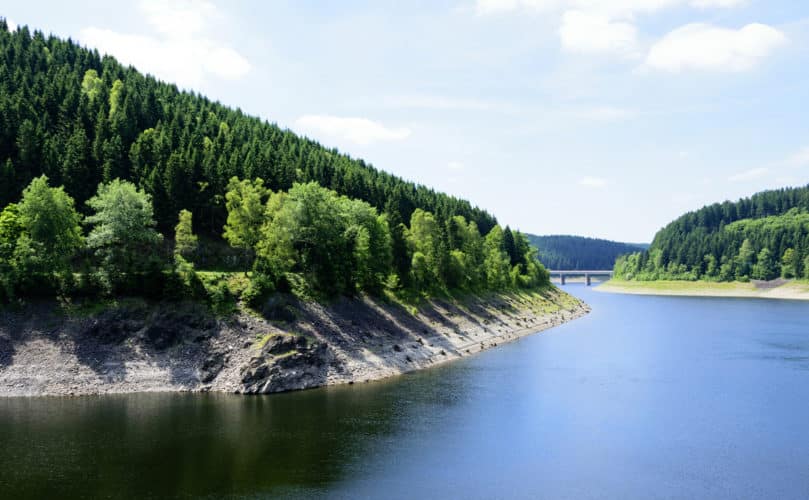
[2,285,809,499]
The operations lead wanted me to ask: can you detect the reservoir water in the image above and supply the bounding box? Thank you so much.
[2,285,809,499]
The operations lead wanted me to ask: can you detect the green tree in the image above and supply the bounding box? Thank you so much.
[406,209,442,290]
[751,247,776,281]
[781,248,797,279]
[483,225,511,289]
[85,179,163,284]
[16,176,83,277]
[256,182,390,295]
[736,239,755,279]
[223,177,268,253]
[174,209,198,262]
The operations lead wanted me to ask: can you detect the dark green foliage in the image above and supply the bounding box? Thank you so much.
[0,23,553,305]
[526,234,646,270]
[615,185,809,282]
[0,25,496,239]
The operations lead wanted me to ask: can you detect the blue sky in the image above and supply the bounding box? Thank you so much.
[4,0,809,242]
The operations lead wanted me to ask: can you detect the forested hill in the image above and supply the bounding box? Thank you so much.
[0,22,496,236]
[614,185,809,281]
[1,21,555,304]
[526,234,646,270]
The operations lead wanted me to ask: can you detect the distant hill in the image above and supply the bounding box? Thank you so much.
[614,185,809,281]
[526,235,647,270]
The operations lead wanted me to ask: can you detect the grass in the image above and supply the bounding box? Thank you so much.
[597,278,809,300]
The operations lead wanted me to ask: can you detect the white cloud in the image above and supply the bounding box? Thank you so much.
[788,147,809,167]
[579,176,608,188]
[384,95,509,112]
[475,0,741,17]
[4,18,16,32]
[448,161,465,170]
[728,167,769,182]
[78,0,250,89]
[294,115,412,146]
[560,10,638,55]
[645,23,786,72]
[690,0,746,7]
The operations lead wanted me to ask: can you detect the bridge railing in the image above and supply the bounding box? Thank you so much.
[548,270,614,286]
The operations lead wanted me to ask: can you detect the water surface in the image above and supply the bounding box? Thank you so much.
[2,286,809,499]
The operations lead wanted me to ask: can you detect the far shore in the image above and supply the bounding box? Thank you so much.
[596,279,809,301]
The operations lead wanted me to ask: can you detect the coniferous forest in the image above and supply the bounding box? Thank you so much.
[614,185,809,282]
[0,22,550,303]
[526,234,646,270]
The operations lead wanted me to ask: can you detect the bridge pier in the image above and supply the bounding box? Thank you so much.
[560,274,566,285]
[585,273,591,286]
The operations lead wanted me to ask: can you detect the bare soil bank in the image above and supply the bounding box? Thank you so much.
[0,288,588,397]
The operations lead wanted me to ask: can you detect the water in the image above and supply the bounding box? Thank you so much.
[2,285,809,499]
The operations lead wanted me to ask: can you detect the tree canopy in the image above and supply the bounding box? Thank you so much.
[614,187,809,282]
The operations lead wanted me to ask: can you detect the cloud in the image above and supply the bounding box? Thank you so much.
[728,167,769,182]
[645,23,786,72]
[690,0,746,7]
[475,0,741,17]
[579,176,608,188]
[4,18,15,31]
[294,115,412,146]
[383,95,510,112]
[788,147,809,167]
[560,10,638,55]
[448,161,465,170]
[78,0,250,89]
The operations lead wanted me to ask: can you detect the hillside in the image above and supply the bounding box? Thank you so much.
[614,185,809,281]
[526,234,646,270]
[0,22,552,304]
[0,22,494,236]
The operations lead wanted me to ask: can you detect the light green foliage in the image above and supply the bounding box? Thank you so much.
[736,239,755,279]
[80,69,103,102]
[0,203,21,262]
[483,225,511,290]
[781,248,797,278]
[406,209,442,290]
[16,176,83,275]
[174,209,198,261]
[85,179,162,280]
[255,182,392,296]
[223,176,268,251]
[108,79,124,119]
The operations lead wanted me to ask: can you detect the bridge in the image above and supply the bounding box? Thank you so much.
[549,270,614,286]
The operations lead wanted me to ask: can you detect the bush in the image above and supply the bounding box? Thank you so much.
[241,273,275,309]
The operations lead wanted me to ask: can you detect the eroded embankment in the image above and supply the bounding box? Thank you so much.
[0,288,589,397]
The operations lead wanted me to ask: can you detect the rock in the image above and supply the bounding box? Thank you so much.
[393,344,403,352]
[200,353,225,383]
[263,334,307,356]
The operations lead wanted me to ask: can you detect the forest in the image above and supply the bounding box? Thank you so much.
[0,22,549,303]
[526,234,646,270]
[614,185,809,282]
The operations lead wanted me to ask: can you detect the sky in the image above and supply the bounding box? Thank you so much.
[4,0,809,242]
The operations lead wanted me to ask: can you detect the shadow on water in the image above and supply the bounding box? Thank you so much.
[0,365,471,499]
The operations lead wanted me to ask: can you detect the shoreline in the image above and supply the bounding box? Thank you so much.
[596,279,809,301]
[0,288,589,397]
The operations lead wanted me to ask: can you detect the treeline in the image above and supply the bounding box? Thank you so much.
[526,234,645,270]
[0,176,548,303]
[615,185,809,282]
[0,22,495,246]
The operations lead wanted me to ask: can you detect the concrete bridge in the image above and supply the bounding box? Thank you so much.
[549,270,614,286]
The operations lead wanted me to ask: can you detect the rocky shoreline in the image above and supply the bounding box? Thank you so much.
[0,288,589,397]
